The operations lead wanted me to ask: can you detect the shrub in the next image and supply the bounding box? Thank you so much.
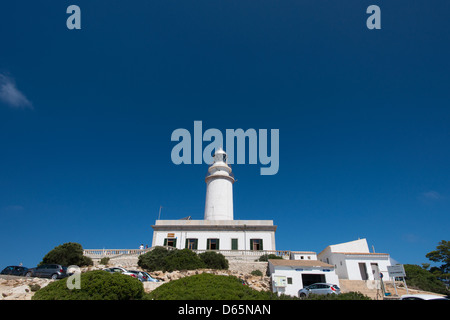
[198,251,229,270]
[164,249,206,272]
[138,247,207,272]
[39,242,93,267]
[147,273,274,300]
[304,292,371,300]
[100,257,110,265]
[32,270,144,300]
[138,246,171,271]
[258,254,283,262]
[250,270,263,277]
[28,284,41,292]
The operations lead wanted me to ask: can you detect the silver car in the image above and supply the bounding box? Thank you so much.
[26,264,69,280]
[298,283,341,298]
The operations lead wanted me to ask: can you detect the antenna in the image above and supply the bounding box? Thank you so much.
[158,206,163,220]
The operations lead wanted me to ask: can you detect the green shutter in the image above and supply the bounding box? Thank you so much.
[250,239,254,251]
[194,239,198,250]
[260,239,263,251]
[207,239,210,250]
[164,238,167,246]
[185,239,188,249]
[231,239,238,250]
[173,238,177,248]
[216,239,220,250]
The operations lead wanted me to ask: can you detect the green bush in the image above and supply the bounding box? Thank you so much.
[303,292,371,300]
[164,249,206,272]
[32,270,144,300]
[99,257,110,265]
[138,247,208,272]
[28,284,41,292]
[250,270,263,277]
[138,246,171,271]
[198,251,229,270]
[147,273,275,300]
[138,248,230,272]
[39,242,93,267]
[258,254,283,262]
[404,264,448,294]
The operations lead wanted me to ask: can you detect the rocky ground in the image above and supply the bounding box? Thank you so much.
[0,276,53,300]
[0,261,271,300]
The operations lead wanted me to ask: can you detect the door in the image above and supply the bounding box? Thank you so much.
[207,239,219,250]
[371,263,380,280]
[35,265,46,277]
[250,239,263,251]
[316,284,331,295]
[43,265,54,278]
[231,239,238,250]
[359,263,368,280]
[186,239,198,250]
[164,238,177,248]
[302,274,326,287]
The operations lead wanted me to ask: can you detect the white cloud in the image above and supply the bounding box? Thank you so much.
[422,190,442,200]
[0,74,33,109]
[3,205,25,211]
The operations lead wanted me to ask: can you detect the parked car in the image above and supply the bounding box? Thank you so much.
[1,266,29,276]
[103,267,137,279]
[26,264,69,280]
[400,294,449,300]
[298,283,341,298]
[140,271,160,282]
[127,270,149,282]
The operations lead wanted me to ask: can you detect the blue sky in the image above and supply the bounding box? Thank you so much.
[0,1,449,269]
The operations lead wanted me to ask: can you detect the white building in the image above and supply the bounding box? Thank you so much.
[317,238,392,281]
[269,259,339,297]
[151,148,277,255]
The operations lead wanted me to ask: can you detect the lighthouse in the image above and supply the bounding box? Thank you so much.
[204,148,235,220]
[151,147,276,253]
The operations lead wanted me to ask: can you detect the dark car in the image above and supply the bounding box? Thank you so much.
[1,266,29,276]
[26,264,69,280]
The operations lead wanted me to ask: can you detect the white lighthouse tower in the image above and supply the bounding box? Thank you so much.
[204,148,235,220]
[151,146,276,253]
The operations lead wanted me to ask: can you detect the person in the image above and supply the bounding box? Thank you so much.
[139,244,144,250]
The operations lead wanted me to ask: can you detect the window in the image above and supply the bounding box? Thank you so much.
[185,239,198,250]
[250,239,263,251]
[207,238,220,250]
[231,239,238,250]
[164,238,177,248]
[287,277,293,285]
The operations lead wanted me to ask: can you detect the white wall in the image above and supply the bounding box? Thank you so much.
[152,230,276,251]
[319,252,391,280]
[290,252,317,260]
[269,266,340,297]
[328,238,370,253]
[344,255,391,280]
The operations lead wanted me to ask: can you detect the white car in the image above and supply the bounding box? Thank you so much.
[400,294,448,300]
[103,267,138,279]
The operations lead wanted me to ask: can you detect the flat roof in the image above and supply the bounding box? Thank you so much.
[152,219,277,231]
[268,259,334,268]
[335,252,389,256]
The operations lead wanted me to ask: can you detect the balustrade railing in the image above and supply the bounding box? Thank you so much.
[83,247,292,259]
